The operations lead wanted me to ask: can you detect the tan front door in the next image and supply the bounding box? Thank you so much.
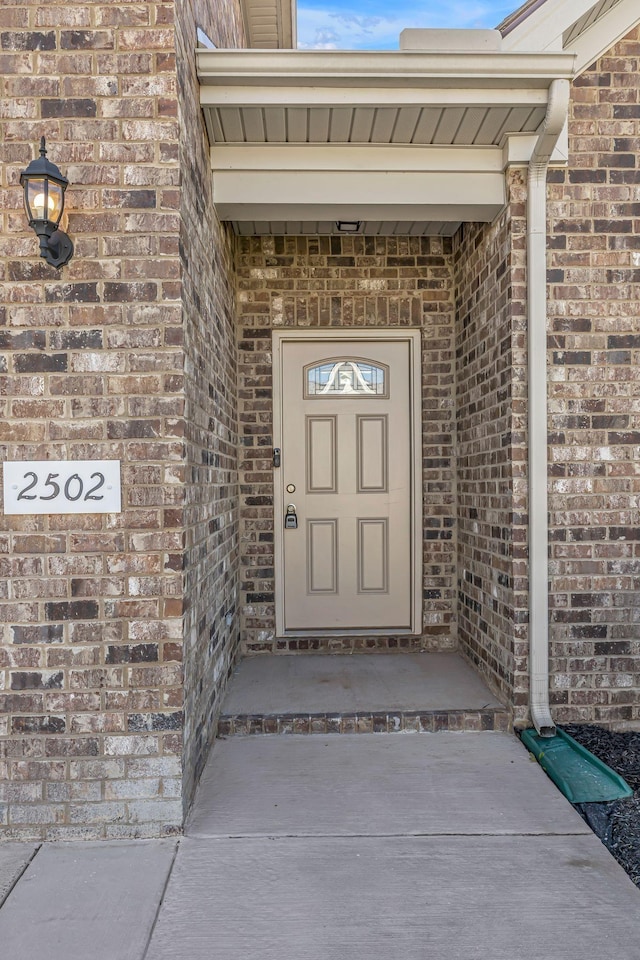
[274,332,421,634]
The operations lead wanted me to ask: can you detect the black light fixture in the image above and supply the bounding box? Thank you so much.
[336,221,362,234]
[20,137,73,268]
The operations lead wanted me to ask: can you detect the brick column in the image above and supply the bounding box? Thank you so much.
[0,0,244,839]
[546,28,640,728]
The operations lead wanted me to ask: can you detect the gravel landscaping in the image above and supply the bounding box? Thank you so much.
[563,725,640,887]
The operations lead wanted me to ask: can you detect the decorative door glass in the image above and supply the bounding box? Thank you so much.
[305,359,387,398]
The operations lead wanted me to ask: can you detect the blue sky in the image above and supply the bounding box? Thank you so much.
[297,1,517,49]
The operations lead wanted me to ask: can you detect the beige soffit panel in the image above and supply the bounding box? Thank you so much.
[204,103,549,147]
[240,0,296,49]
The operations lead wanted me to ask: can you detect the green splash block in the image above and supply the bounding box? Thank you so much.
[520,727,634,804]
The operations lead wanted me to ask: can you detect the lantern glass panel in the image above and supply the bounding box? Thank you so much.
[25,178,63,226]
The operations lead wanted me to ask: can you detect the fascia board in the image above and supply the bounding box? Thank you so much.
[213,168,505,209]
[501,0,600,51]
[201,86,551,108]
[197,50,576,87]
[211,143,505,174]
[570,0,640,74]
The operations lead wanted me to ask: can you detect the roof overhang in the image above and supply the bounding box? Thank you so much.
[220,2,640,230]
[198,49,575,235]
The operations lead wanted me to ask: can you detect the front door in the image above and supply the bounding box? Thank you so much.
[273,331,421,635]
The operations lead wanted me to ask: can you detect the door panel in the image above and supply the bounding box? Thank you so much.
[307,520,338,594]
[306,417,337,493]
[357,415,388,493]
[357,519,388,593]
[276,336,418,633]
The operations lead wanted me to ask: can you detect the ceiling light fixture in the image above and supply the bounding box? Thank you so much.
[336,221,362,234]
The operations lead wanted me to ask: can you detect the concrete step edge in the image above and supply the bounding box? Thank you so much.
[217,707,512,736]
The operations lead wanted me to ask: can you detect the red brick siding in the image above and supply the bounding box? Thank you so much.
[175,0,244,813]
[546,28,640,728]
[0,1,185,839]
[453,171,529,713]
[0,0,245,839]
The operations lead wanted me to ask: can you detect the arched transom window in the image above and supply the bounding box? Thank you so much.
[304,359,388,398]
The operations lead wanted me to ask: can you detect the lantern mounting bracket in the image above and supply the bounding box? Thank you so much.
[39,229,74,269]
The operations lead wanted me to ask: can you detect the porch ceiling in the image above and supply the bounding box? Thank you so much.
[198,49,575,236]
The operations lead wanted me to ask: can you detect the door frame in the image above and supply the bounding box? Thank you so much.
[272,328,423,638]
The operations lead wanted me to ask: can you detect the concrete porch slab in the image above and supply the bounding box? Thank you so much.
[0,840,177,960]
[221,652,502,714]
[188,732,590,838]
[146,833,640,960]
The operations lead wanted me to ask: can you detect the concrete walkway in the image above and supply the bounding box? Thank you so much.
[2,732,640,959]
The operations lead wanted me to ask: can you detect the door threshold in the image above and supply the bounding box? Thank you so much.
[271,636,433,654]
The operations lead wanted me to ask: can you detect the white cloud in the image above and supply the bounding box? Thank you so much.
[296,1,516,50]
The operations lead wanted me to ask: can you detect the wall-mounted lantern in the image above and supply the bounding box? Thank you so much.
[20,137,73,268]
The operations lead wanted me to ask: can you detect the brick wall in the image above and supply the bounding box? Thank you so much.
[546,28,640,728]
[235,234,457,655]
[0,0,185,840]
[453,171,529,713]
[174,0,244,813]
[453,29,640,729]
[0,0,244,839]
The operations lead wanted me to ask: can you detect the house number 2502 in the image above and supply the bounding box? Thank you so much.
[3,460,121,515]
[18,471,106,503]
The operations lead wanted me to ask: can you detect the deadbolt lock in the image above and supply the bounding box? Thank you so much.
[284,503,298,529]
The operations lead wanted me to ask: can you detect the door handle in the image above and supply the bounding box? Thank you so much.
[284,503,298,529]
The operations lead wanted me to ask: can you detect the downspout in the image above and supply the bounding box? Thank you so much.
[527,78,570,737]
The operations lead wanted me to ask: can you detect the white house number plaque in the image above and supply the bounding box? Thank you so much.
[3,461,122,515]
